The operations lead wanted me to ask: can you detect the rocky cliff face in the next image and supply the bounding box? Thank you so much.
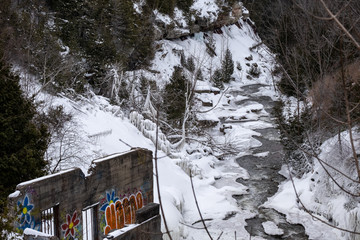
[154,2,246,40]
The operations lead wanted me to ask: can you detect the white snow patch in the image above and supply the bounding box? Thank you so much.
[262,221,284,236]
[23,228,52,237]
[8,190,21,198]
[17,168,77,187]
[191,0,219,22]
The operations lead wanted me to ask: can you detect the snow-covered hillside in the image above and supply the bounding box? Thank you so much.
[265,129,360,240]
[16,9,359,240]
[29,18,280,239]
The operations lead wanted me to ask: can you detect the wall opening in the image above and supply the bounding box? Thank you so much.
[82,205,98,240]
[41,205,59,236]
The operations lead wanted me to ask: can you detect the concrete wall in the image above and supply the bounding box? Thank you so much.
[104,203,162,240]
[8,148,156,240]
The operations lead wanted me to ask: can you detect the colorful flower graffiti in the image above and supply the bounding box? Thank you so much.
[61,210,80,238]
[17,195,40,231]
[101,191,144,235]
[100,190,119,211]
[18,195,34,225]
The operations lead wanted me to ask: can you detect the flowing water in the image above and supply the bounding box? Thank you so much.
[231,84,308,239]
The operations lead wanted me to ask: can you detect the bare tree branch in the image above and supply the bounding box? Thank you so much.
[190,170,214,240]
[154,110,173,240]
[286,160,360,235]
[318,0,360,50]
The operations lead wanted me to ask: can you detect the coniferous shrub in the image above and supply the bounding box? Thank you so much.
[273,100,313,176]
[177,0,194,12]
[147,0,176,16]
[196,69,204,81]
[236,62,242,71]
[186,56,195,73]
[212,68,224,89]
[247,63,261,78]
[211,48,234,89]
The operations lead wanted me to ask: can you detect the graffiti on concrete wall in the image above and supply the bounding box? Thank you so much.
[100,190,144,235]
[8,149,154,239]
[61,210,81,239]
[16,195,41,231]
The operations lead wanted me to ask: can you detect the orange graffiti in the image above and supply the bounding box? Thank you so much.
[136,192,143,209]
[129,195,137,224]
[104,203,117,235]
[122,198,131,225]
[115,200,125,229]
[104,191,144,235]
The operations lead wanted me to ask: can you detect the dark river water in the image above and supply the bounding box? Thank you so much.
[231,84,308,239]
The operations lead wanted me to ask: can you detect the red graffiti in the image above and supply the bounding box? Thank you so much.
[104,191,143,235]
[61,211,80,238]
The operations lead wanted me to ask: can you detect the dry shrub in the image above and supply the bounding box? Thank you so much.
[310,60,360,127]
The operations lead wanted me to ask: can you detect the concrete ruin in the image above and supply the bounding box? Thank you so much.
[8,148,162,240]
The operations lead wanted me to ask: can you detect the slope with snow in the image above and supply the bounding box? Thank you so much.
[29,17,281,239]
[15,3,358,239]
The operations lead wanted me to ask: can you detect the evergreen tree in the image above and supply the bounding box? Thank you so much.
[222,48,234,83]
[211,48,234,88]
[0,61,49,210]
[186,56,195,73]
[196,69,204,81]
[177,0,193,12]
[146,0,175,16]
[126,3,155,70]
[162,0,176,16]
[212,68,224,89]
[163,66,187,127]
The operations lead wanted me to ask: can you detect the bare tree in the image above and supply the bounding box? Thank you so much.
[272,0,360,237]
[38,105,94,173]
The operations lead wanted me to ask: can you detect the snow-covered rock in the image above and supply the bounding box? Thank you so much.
[262,221,284,236]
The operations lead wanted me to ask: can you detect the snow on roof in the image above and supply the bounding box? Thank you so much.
[16,168,78,188]
[24,228,53,237]
[92,150,135,163]
[8,190,21,198]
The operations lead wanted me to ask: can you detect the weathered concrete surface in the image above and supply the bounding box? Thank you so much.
[109,215,162,240]
[105,203,162,240]
[8,148,159,240]
[136,203,160,224]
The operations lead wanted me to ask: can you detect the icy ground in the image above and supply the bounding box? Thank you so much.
[21,19,356,239]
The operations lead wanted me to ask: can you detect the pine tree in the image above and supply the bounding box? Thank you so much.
[0,61,49,210]
[222,48,234,83]
[162,0,176,16]
[177,0,193,12]
[146,0,175,16]
[212,68,224,89]
[163,66,187,127]
[126,3,155,70]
